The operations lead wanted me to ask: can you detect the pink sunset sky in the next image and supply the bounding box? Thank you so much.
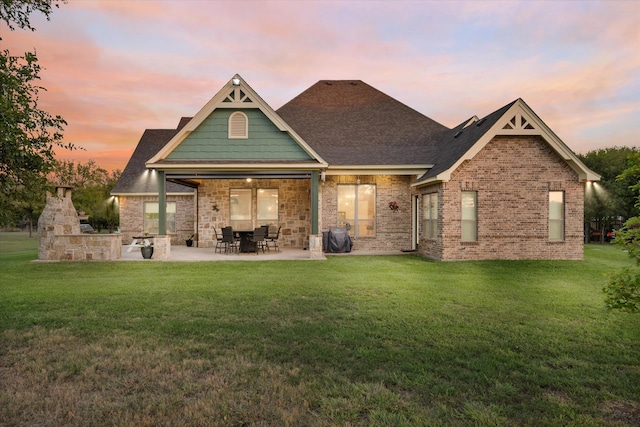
[2,0,639,173]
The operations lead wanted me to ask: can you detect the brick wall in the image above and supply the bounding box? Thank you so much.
[416,136,584,260]
[118,194,195,245]
[411,183,443,259]
[321,175,412,251]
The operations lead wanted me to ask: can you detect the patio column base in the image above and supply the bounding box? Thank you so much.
[153,235,171,260]
[308,234,326,260]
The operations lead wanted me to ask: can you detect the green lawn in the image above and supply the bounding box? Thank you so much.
[1,232,638,426]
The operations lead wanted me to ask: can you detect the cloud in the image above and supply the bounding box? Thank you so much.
[1,0,638,171]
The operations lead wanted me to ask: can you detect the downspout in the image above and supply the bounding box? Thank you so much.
[311,170,319,235]
[195,187,199,247]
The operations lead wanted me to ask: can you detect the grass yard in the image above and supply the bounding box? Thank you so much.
[0,232,639,426]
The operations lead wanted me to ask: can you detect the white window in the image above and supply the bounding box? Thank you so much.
[337,184,376,237]
[549,191,564,241]
[422,193,438,239]
[257,188,278,226]
[230,188,279,230]
[144,202,176,234]
[228,111,248,139]
[461,191,477,242]
[230,188,252,230]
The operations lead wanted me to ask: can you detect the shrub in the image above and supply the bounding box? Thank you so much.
[613,216,640,264]
[603,268,640,313]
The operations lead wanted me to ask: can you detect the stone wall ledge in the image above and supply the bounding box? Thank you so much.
[38,234,122,262]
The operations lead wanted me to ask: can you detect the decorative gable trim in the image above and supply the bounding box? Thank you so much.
[147,74,327,168]
[415,98,599,185]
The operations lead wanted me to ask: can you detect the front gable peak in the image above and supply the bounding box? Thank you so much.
[414,98,599,185]
[147,74,327,168]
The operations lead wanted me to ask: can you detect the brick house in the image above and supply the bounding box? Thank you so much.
[112,75,598,260]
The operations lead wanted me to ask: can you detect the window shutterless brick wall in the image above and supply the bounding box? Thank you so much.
[118,195,194,245]
[321,175,413,251]
[417,135,584,260]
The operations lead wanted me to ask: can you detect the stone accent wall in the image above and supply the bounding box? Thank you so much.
[152,235,171,260]
[38,187,121,261]
[417,136,584,260]
[40,234,122,261]
[321,175,412,251]
[308,234,325,259]
[118,194,194,245]
[197,179,311,248]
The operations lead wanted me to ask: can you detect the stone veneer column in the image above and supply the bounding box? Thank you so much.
[153,235,171,260]
[308,234,325,260]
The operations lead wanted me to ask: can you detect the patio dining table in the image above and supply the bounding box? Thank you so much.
[235,230,256,253]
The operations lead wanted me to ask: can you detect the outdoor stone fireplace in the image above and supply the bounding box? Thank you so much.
[38,186,121,261]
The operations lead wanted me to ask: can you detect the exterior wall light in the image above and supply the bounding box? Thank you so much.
[232,77,241,86]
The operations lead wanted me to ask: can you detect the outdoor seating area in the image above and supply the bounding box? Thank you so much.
[209,226,282,256]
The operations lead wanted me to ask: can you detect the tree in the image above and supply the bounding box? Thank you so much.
[603,152,640,313]
[0,0,72,226]
[617,152,640,210]
[0,1,60,32]
[578,146,639,242]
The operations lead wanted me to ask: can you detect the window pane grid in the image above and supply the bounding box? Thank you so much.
[144,202,176,235]
[337,184,375,237]
[549,191,564,241]
[422,193,438,239]
[461,192,477,242]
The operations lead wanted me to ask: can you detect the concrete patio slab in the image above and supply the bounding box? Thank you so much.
[119,245,413,262]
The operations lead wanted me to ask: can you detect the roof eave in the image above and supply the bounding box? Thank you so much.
[327,164,433,176]
[145,161,328,170]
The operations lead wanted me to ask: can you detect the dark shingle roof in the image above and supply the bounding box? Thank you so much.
[113,80,522,194]
[111,125,194,194]
[417,100,517,181]
[277,80,449,165]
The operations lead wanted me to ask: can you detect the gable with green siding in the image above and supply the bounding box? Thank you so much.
[166,109,314,161]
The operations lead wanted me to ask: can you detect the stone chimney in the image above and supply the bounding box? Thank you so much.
[38,186,81,260]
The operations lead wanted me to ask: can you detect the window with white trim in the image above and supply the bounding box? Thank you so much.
[257,188,278,226]
[461,191,477,242]
[230,188,279,230]
[422,193,438,239]
[144,202,176,234]
[228,111,248,139]
[549,191,564,241]
[337,184,376,237]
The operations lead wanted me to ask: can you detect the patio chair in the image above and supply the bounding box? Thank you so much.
[265,225,281,252]
[213,227,224,253]
[221,226,239,254]
[249,227,267,254]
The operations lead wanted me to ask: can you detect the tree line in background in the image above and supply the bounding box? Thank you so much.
[578,146,639,242]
